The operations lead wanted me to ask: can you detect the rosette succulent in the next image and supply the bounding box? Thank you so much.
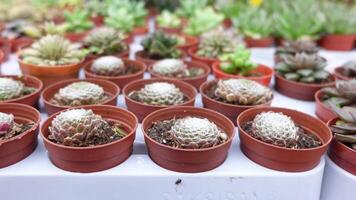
[20,35,86,66]
[0,112,14,137]
[63,9,93,33]
[0,112,33,141]
[275,40,319,58]
[128,82,184,106]
[0,78,36,101]
[141,30,181,59]
[48,109,127,147]
[219,46,258,75]
[91,56,126,76]
[338,61,356,78]
[321,79,356,108]
[152,59,204,78]
[156,10,181,28]
[275,53,332,84]
[246,111,321,149]
[84,27,127,56]
[184,7,224,36]
[214,79,273,105]
[51,82,107,106]
[170,117,227,149]
[197,28,244,59]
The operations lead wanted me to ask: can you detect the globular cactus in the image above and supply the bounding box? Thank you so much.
[91,56,126,76]
[48,109,115,147]
[251,112,300,148]
[152,59,187,76]
[170,116,227,148]
[214,79,273,105]
[51,82,106,106]
[0,78,35,101]
[0,112,14,136]
[130,82,184,106]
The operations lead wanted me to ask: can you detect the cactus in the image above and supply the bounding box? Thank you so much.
[84,27,127,56]
[321,79,356,108]
[91,56,126,76]
[51,82,107,106]
[275,40,319,58]
[152,59,186,76]
[197,27,244,59]
[275,53,331,84]
[0,112,14,136]
[214,79,273,105]
[0,78,36,101]
[128,82,184,106]
[329,106,356,150]
[48,109,126,147]
[339,61,356,78]
[141,30,181,59]
[170,116,228,149]
[20,35,86,66]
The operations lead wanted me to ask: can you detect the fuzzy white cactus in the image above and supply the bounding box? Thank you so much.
[0,78,25,101]
[215,79,273,105]
[52,81,106,106]
[152,59,187,76]
[0,112,14,136]
[91,56,126,76]
[132,82,184,106]
[251,111,299,148]
[170,116,227,148]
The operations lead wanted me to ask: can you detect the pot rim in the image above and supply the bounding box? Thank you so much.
[212,62,274,80]
[123,77,197,109]
[177,34,198,48]
[333,66,352,80]
[135,49,185,61]
[237,106,332,152]
[0,103,40,145]
[0,74,43,103]
[141,106,235,152]
[199,79,273,108]
[84,58,147,79]
[0,49,4,63]
[41,78,120,110]
[327,117,356,153]
[40,104,138,150]
[188,47,218,62]
[148,60,210,81]
[314,89,334,113]
[275,72,335,88]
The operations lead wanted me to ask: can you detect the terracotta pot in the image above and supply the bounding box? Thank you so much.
[123,34,134,45]
[274,73,335,101]
[83,50,130,65]
[84,58,146,89]
[314,90,337,123]
[200,79,273,125]
[212,62,273,86]
[333,66,352,80]
[10,37,34,53]
[148,60,210,89]
[0,38,11,61]
[123,78,197,122]
[274,37,286,47]
[133,25,149,36]
[237,106,332,172]
[91,15,104,27]
[40,105,138,173]
[0,49,4,70]
[18,55,83,86]
[177,34,199,54]
[41,78,120,115]
[188,47,219,70]
[154,25,181,34]
[319,34,355,51]
[142,106,235,172]
[0,75,43,106]
[0,103,40,168]
[65,31,89,43]
[327,118,356,175]
[244,37,274,48]
[135,50,186,67]
[223,18,232,28]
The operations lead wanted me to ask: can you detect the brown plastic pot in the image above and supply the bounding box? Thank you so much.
[142,106,235,172]
[177,34,199,54]
[10,37,34,53]
[0,103,40,168]
[84,58,146,89]
[65,31,88,43]
[40,105,138,173]
[123,78,197,122]
[274,73,335,101]
[212,62,273,86]
[319,34,355,51]
[244,37,274,48]
[237,106,332,172]
[223,18,232,28]
[327,118,356,175]
[0,75,43,106]
[41,78,120,116]
[91,15,104,27]
[18,54,83,86]
[200,79,273,125]
[148,60,210,89]
[83,50,130,65]
[314,90,337,123]
[333,66,352,80]
[188,47,219,70]
[0,38,11,61]
[135,50,186,67]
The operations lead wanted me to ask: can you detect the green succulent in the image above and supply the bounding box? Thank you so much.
[105,0,147,27]
[141,30,181,59]
[156,10,181,28]
[176,0,208,18]
[22,22,68,39]
[105,7,135,33]
[217,1,246,19]
[84,0,108,17]
[219,46,258,75]
[321,2,356,34]
[184,7,224,36]
[63,9,93,33]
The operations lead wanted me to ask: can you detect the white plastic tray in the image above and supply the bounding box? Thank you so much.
[1,42,356,200]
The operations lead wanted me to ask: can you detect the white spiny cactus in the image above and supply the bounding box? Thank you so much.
[91,56,125,76]
[152,59,187,76]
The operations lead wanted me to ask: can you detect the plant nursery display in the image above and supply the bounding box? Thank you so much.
[275,53,335,100]
[142,106,235,172]
[41,105,138,172]
[333,61,356,80]
[200,78,273,123]
[0,77,36,101]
